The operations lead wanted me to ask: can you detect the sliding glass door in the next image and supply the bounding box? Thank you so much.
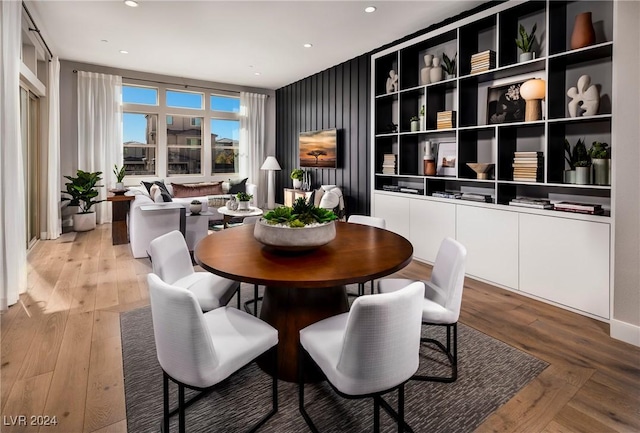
[20,86,40,248]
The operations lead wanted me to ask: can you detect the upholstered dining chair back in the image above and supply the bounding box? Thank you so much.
[337,281,424,393]
[242,216,261,225]
[149,230,194,286]
[429,237,467,322]
[147,273,219,388]
[347,214,386,229]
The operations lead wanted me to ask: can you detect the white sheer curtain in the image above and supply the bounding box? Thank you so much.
[239,92,267,208]
[0,0,27,309]
[45,57,61,239]
[77,71,123,224]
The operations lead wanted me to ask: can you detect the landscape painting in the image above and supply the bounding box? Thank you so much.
[299,129,337,168]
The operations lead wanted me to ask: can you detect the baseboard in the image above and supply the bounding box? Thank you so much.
[610,319,640,347]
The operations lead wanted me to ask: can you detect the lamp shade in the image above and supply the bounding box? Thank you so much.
[520,79,546,100]
[261,156,281,171]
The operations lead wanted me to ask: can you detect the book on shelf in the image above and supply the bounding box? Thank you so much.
[382,185,401,192]
[554,201,603,211]
[509,201,554,209]
[514,151,542,156]
[554,207,605,215]
[432,191,461,199]
[399,187,421,194]
[511,197,551,204]
[460,192,492,203]
[513,177,540,182]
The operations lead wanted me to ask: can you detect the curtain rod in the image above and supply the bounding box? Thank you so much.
[72,70,270,97]
[22,2,53,60]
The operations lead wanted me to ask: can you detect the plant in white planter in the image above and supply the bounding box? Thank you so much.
[410,116,420,132]
[291,168,304,189]
[563,138,577,183]
[588,141,611,185]
[113,164,126,190]
[571,138,591,185]
[515,23,537,62]
[61,170,104,231]
[442,52,457,79]
[236,192,253,211]
[190,199,203,215]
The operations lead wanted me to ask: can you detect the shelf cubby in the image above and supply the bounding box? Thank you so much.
[549,0,613,56]
[399,135,421,176]
[374,136,398,175]
[375,52,399,97]
[374,94,399,135]
[399,89,425,132]
[459,15,497,77]
[426,82,457,130]
[498,1,547,67]
[497,124,545,182]
[400,29,457,90]
[458,129,496,180]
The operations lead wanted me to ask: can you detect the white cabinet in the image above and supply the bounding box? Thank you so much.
[457,206,519,289]
[519,214,610,319]
[409,199,456,263]
[373,193,410,239]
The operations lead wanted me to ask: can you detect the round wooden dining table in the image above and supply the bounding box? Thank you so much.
[195,221,413,382]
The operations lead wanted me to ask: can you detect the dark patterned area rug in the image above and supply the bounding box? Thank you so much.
[121,283,547,432]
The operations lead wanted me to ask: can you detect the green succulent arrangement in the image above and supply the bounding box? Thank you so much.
[442,52,457,76]
[588,141,611,159]
[236,192,253,202]
[515,23,537,53]
[263,197,337,228]
[290,168,304,180]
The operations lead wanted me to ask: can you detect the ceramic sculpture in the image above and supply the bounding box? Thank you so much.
[567,74,599,117]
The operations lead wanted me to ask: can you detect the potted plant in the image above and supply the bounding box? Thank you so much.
[563,139,577,183]
[419,105,426,130]
[61,170,104,232]
[442,52,457,79]
[571,138,591,185]
[291,168,304,189]
[588,141,611,185]
[410,116,420,132]
[113,164,126,190]
[236,191,253,211]
[515,23,537,62]
[190,199,203,215]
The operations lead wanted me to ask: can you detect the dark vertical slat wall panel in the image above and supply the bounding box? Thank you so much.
[275,54,371,215]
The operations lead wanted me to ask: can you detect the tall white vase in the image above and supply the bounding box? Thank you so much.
[420,54,433,85]
[430,58,443,83]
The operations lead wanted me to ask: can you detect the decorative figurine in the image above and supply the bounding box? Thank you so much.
[567,74,599,117]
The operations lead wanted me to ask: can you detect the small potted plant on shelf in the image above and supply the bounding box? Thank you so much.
[588,141,611,185]
[190,199,203,215]
[515,23,537,62]
[410,116,420,132]
[563,139,577,183]
[442,52,457,79]
[236,191,253,211]
[61,170,104,232]
[113,164,126,190]
[291,168,304,189]
[419,105,426,130]
[571,138,591,185]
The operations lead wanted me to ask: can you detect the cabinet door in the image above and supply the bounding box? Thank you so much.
[410,199,456,263]
[457,206,519,288]
[373,193,410,239]
[519,214,610,319]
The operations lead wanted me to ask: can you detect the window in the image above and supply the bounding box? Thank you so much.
[123,85,158,105]
[166,90,203,110]
[166,115,173,125]
[123,113,157,176]
[211,95,240,113]
[211,119,239,174]
[167,115,202,175]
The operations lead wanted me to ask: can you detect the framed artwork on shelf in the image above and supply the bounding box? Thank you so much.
[436,141,457,176]
[487,81,526,124]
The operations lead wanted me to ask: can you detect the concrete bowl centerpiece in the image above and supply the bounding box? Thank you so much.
[254,219,336,252]
[253,198,338,252]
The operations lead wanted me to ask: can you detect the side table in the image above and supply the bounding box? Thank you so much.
[107,194,135,245]
[283,188,313,207]
[218,206,263,229]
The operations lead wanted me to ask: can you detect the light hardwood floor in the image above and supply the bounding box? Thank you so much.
[1,224,639,432]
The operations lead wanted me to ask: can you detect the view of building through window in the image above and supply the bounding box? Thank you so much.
[122,85,240,176]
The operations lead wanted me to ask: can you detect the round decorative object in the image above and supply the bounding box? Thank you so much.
[190,202,202,215]
[570,12,595,50]
[253,220,336,252]
[466,163,495,180]
[226,196,238,211]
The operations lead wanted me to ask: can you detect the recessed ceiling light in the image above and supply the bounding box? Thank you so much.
[303,43,313,48]
[364,6,376,13]
[254,72,261,76]
[124,0,139,7]
[119,50,129,54]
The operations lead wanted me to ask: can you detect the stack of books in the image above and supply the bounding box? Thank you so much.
[509,197,554,209]
[399,187,421,194]
[382,154,397,174]
[460,192,492,203]
[470,50,496,74]
[513,151,543,182]
[437,111,456,129]
[554,202,604,215]
[432,191,462,199]
[382,185,401,192]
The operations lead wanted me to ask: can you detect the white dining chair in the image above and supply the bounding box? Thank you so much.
[378,237,467,382]
[299,281,425,432]
[147,273,278,433]
[149,230,239,312]
[347,214,387,296]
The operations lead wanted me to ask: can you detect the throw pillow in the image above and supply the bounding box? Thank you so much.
[142,180,172,202]
[228,177,248,194]
[172,182,224,198]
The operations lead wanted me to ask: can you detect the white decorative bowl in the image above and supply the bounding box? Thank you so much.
[254,220,336,252]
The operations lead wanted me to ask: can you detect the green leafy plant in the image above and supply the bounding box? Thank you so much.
[113,164,126,183]
[570,138,591,167]
[263,197,337,227]
[442,52,457,75]
[564,139,576,170]
[419,105,425,117]
[290,168,304,180]
[515,23,537,53]
[410,116,420,122]
[236,192,253,202]
[61,170,104,213]
[588,141,611,159]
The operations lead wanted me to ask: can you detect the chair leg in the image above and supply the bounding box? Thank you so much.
[413,322,458,383]
[373,396,381,433]
[371,279,376,295]
[178,384,185,433]
[162,372,170,433]
[398,384,404,433]
[248,346,278,433]
[254,284,259,316]
[298,345,320,433]
[237,286,241,309]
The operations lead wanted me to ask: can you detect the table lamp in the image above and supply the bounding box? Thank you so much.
[261,156,281,210]
[520,78,546,121]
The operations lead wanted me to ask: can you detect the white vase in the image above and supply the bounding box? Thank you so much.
[430,58,443,83]
[293,179,302,189]
[189,202,202,215]
[115,182,124,190]
[238,201,249,211]
[73,212,96,232]
[226,197,238,211]
[519,52,533,63]
[410,120,420,132]
[420,54,433,85]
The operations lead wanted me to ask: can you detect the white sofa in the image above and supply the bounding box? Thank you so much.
[126,182,257,259]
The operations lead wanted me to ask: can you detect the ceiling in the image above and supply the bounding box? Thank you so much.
[27,0,484,90]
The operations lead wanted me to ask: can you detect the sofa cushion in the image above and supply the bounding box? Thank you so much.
[172,182,224,198]
[228,177,248,194]
[141,180,172,201]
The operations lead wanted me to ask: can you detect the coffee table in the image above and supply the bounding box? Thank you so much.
[217,206,263,228]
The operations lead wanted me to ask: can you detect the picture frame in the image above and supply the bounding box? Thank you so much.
[436,141,457,176]
[299,129,338,168]
[487,81,526,124]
